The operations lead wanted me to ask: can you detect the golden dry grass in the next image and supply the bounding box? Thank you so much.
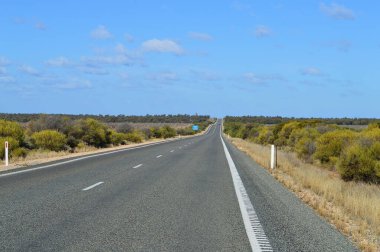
[228,136,380,252]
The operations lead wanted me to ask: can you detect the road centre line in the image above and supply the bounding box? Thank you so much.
[170,150,175,152]
[133,164,143,169]
[82,182,104,191]
[156,155,163,158]
[220,122,273,252]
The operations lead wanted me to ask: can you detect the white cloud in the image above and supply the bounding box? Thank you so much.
[35,22,47,30]
[300,67,323,76]
[79,66,109,75]
[0,76,15,83]
[255,25,272,38]
[0,57,10,66]
[244,72,285,84]
[0,67,6,75]
[188,32,213,41]
[142,39,184,55]
[124,33,134,42]
[320,3,355,20]
[55,78,92,89]
[81,54,132,66]
[148,72,179,82]
[18,65,41,76]
[45,57,71,67]
[115,43,128,54]
[191,70,220,81]
[91,25,112,40]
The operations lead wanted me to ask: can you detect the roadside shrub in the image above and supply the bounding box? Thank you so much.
[77,119,108,147]
[313,129,357,166]
[12,148,28,158]
[275,121,303,146]
[109,131,126,146]
[255,126,274,145]
[116,123,133,134]
[0,119,24,142]
[125,132,143,143]
[150,127,162,138]
[338,143,380,183]
[0,137,19,160]
[160,125,177,139]
[31,130,67,151]
[176,127,195,136]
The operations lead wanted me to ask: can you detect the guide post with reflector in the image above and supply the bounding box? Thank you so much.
[5,141,9,167]
[270,145,277,169]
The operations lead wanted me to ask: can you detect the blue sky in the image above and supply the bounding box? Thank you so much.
[1,1,379,117]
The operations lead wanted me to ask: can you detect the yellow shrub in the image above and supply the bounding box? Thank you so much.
[31,130,67,151]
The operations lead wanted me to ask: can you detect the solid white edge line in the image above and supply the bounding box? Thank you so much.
[219,121,273,252]
[82,181,104,191]
[132,164,143,169]
[156,155,163,158]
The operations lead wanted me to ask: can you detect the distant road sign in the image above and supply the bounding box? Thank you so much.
[192,125,199,131]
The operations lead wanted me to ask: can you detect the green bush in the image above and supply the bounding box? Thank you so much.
[31,130,67,151]
[255,126,274,145]
[338,143,380,183]
[160,125,177,139]
[76,119,108,147]
[0,120,24,142]
[109,131,126,146]
[313,129,357,165]
[176,127,195,136]
[150,127,162,138]
[0,137,19,160]
[125,132,143,143]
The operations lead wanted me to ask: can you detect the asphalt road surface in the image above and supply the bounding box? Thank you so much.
[0,120,358,251]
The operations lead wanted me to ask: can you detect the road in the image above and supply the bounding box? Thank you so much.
[0,120,358,251]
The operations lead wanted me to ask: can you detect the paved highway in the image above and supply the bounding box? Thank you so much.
[0,120,358,251]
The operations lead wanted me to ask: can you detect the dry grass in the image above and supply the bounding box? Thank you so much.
[228,136,380,252]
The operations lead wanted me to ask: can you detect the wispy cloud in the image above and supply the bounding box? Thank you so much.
[255,25,272,38]
[0,76,15,83]
[18,65,41,77]
[45,57,71,67]
[320,3,355,20]
[0,57,10,66]
[124,33,134,42]
[148,71,179,82]
[142,39,184,55]
[78,66,109,75]
[91,25,112,39]
[324,40,352,52]
[81,54,132,66]
[35,22,47,30]
[188,32,213,41]
[55,78,92,89]
[300,67,323,76]
[243,72,285,84]
[191,70,220,81]
[115,43,128,54]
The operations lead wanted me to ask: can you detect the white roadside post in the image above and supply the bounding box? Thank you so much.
[5,141,9,167]
[270,144,277,169]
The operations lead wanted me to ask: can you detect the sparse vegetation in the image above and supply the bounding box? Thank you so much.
[0,115,212,162]
[224,119,380,183]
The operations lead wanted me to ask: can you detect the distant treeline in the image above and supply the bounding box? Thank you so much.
[0,113,210,124]
[224,116,380,125]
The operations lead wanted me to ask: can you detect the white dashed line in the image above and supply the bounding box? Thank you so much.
[133,164,143,169]
[156,155,163,158]
[82,182,104,191]
[170,150,175,153]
